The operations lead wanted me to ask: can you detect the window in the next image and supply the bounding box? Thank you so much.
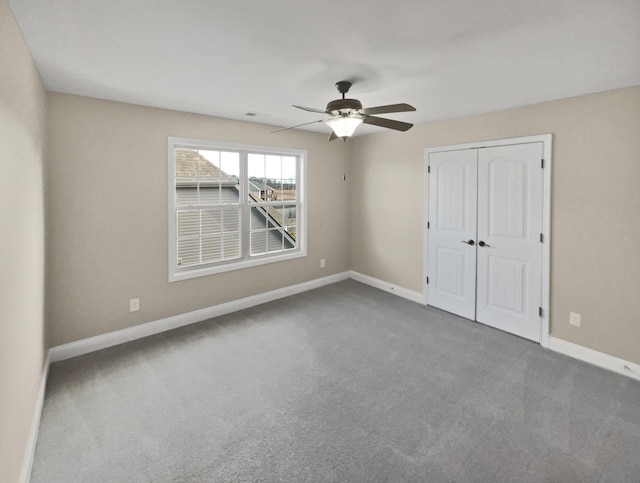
[168,138,306,281]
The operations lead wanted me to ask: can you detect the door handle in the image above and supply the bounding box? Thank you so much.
[478,241,491,247]
[461,240,475,245]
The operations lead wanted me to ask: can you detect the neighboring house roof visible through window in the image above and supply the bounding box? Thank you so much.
[175,149,239,186]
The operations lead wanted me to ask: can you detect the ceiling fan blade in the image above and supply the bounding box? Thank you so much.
[271,119,326,133]
[328,130,339,141]
[363,115,414,132]
[293,105,327,114]
[359,103,416,115]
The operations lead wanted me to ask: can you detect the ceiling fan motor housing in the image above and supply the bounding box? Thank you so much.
[326,98,363,114]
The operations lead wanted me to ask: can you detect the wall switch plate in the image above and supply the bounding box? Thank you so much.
[569,312,581,327]
[130,298,140,312]
[320,259,325,268]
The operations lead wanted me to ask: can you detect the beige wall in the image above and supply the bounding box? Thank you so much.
[348,86,640,365]
[46,87,640,365]
[45,93,349,346]
[0,0,47,481]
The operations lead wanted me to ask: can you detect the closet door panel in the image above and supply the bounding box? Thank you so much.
[427,149,477,320]
[476,143,543,341]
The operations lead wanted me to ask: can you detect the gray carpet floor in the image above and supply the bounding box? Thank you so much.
[31,280,640,482]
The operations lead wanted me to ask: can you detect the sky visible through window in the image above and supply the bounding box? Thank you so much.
[198,150,297,180]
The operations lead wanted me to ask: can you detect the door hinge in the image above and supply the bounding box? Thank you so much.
[541,158,544,169]
[539,307,543,317]
[426,276,429,284]
[427,221,430,229]
[540,233,544,243]
[427,165,431,174]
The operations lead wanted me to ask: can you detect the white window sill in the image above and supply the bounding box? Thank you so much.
[169,249,307,282]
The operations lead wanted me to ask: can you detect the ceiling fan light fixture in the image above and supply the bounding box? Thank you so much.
[283,81,415,141]
[326,116,363,139]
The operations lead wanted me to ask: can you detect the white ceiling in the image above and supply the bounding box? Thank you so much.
[8,0,640,136]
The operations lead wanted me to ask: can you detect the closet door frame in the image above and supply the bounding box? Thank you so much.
[423,134,552,347]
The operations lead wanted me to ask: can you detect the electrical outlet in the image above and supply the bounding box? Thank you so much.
[320,259,326,268]
[130,298,140,312]
[569,312,581,327]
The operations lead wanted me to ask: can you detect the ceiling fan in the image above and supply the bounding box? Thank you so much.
[273,81,416,141]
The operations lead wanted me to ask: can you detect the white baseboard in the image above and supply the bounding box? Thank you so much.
[548,337,640,381]
[346,273,640,384]
[48,272,640,386]
[348,271,425,305]
[20,351,50,483]
[49,271,424,363]
[50,272,350,362]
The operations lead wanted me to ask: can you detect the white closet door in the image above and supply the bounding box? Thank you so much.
[476,143,543,341]
[427,149,478,320]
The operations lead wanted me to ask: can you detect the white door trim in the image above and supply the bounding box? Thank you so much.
[424,134,552,347]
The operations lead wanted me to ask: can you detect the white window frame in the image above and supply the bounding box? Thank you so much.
[168,137,307,282]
